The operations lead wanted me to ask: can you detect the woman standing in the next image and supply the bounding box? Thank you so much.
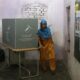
[38,19,56,73]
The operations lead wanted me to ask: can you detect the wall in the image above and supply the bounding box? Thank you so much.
[47,0,64,60]
[64,0,80,80]
[0,0,64,60]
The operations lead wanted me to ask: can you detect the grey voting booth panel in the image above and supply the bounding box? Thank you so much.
[2,19,38,49]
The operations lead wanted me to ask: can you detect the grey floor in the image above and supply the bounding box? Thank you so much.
[0,61,71,80]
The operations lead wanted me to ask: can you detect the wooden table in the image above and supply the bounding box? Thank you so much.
[2,44,40,80]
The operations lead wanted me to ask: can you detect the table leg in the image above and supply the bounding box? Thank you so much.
[19,52,21,79]
[8,49,10,66]
[37,59,39,75]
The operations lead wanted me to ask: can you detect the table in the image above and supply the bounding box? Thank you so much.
[2,44,40,79]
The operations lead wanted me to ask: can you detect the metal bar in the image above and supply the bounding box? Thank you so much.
[21,66,31,80]
[21,74,39,79]
[19,52,21,78]
[21,66,31,76]
[37,59,39,75]
[8,49,10,66]
[19,62,40,79]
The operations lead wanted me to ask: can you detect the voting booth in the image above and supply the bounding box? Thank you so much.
[2,19,38,49]
[2,18,40,79]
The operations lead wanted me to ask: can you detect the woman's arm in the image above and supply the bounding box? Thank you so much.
[38,37,43,48]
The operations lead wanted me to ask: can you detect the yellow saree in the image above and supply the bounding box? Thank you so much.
[39,38,56,71]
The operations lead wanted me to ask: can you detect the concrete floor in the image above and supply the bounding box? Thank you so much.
[0,61,71,80]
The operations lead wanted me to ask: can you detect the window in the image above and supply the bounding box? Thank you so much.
[74,0,80,62]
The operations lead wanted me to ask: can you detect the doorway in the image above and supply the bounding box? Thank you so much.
[64,6,71,65]
[66,6,71,53]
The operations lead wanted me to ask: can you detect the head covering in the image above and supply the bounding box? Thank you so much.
[38,27,51,39]
[40,18,47,25]
[37,19,51,39]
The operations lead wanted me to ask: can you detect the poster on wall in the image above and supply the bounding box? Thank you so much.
[20,1,48,28]
[21,2,48,19]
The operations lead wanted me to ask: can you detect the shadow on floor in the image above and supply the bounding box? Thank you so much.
[0,60,71,80]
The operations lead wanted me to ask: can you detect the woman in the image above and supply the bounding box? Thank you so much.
[38,19,56,73]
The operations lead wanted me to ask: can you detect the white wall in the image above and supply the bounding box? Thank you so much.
[47,0,64,60]
[64,0,80,80]
[64,0,71,6]
[0,0,64,60]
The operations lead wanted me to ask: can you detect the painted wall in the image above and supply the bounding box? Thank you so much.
[0,0,64,60]
[64,0,80,80]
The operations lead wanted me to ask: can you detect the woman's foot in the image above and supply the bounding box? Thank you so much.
[49,59,56,74]
[40,65,47,72]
